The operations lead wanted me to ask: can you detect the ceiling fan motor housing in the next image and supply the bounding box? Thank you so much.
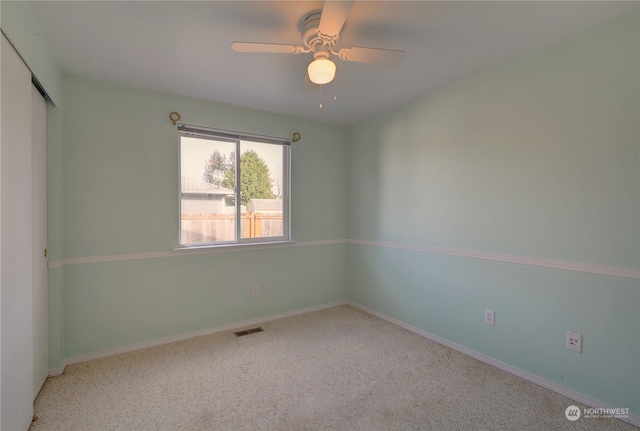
[301,11,340,51]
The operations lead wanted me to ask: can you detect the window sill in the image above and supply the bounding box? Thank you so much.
[172,240,295,253]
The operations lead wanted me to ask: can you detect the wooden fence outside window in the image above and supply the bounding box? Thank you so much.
[181,213,283,244]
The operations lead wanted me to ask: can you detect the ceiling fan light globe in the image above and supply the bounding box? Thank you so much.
[308,58,336,85]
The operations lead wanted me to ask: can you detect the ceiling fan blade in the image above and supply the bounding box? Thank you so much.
[302,71,316,93]
[318,1,355,38]
[336,46,405,66]
[231,42,307,54]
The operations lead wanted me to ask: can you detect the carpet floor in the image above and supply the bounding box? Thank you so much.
[30,305,637,430]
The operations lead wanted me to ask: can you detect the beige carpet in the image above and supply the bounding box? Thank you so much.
[31,305,637,431]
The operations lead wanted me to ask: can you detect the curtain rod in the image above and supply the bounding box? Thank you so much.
[169,111,299,144]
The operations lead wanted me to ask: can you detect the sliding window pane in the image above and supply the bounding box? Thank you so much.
[239,140,284,240]
[180,136,236,244]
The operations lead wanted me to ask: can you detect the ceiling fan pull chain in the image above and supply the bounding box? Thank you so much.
[319,84,323,109]
[333,72,338,102]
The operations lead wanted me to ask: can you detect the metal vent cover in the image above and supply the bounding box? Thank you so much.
[234,327,264,337]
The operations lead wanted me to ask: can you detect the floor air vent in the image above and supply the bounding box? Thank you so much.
[234,327,264,337]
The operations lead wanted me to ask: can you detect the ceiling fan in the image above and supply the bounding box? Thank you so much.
[231,1,405,89]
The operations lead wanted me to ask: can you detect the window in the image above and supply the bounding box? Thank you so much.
[178,124,290,246]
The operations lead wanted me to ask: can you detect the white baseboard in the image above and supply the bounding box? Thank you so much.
[347,301,640,428]
[47,364,65,377]
[48,300,348,376]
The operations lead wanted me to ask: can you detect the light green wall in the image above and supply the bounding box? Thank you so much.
[55,75,349,362]
[348,10,639,415]
[61,76,348,257]
[63,245,346,358]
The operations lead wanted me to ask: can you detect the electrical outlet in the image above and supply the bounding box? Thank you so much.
[485,309,495,326]
[567,331,582,353]
[252,285,260,296]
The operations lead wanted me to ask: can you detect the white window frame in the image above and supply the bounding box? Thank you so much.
[178,123,291,247]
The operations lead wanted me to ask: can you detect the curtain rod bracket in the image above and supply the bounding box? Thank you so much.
[292,132,301,142]
[169,111,181,125]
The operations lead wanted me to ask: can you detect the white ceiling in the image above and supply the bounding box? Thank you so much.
[28,1,637,125]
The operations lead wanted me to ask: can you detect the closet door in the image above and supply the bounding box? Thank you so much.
[1,33,35,431]
[32,84,48,399]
